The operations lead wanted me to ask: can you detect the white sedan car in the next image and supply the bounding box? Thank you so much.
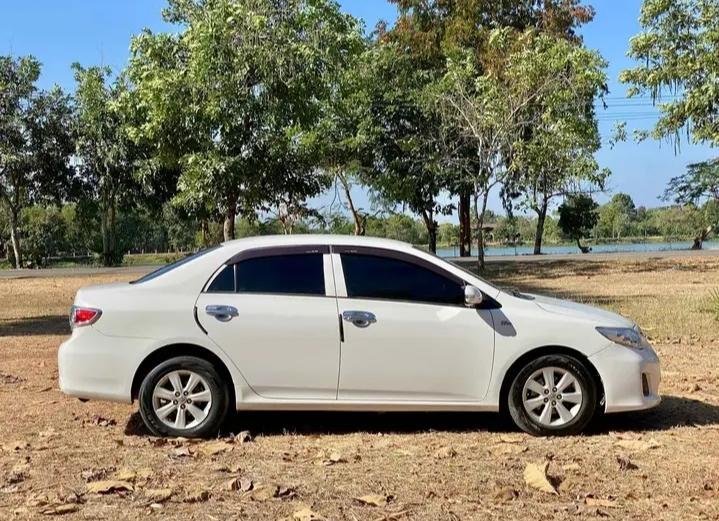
[59,235,660,437]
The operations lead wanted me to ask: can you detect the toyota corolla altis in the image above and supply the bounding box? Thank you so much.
[58,235,660,437]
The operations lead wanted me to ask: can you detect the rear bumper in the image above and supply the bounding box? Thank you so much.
[589,342,661,413]
[58,327,153,403]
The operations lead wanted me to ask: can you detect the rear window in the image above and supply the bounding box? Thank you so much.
[131,247,220,284]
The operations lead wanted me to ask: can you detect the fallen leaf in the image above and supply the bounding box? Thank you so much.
[145,489,173,503]
[523,462,558,495]
[183,488,211,503]
[172,446,194,458]
[355,494,390,507]
[85,415,116,427]
[114,469,137,482]
[494,487,519,502]
[434,446,457,459]
[0,373,24,385]
[199,440,233,457]
[7,467,28,485]
[616,456,638,471]
[39,504,79,516]
[278,485,298,499]
[86,480,134,494]
[225,477,253,492]
[292,505,326,521]
[321,451,347,465]
[234,430,252,443]
[243,484,279,501]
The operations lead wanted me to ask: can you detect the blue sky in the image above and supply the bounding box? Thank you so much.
[1,0,715,218]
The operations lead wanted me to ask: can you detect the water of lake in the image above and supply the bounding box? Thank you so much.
[435,240,719,258]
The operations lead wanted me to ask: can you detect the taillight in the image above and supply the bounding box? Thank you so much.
[70,306,102,328]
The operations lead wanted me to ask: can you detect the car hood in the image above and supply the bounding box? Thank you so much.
[529,293,634,328]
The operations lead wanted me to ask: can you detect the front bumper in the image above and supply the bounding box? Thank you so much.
[589,342,661,413]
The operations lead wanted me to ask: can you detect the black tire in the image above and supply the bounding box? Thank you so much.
[139,356,230,438]
[507,354,597,436]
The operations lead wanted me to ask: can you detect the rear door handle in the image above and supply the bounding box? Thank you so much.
[205,305,239,322]
[342,310,377,328]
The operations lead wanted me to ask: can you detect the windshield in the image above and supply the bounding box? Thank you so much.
[413,247,500,292]
[130,246,221,284]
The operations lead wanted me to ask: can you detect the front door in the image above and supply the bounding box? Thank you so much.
[196,247,340,400]
[334,248,495,402]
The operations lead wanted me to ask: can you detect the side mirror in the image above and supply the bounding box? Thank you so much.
[464,285,484,307]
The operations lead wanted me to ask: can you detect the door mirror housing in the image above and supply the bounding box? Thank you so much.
[464,285,484,307]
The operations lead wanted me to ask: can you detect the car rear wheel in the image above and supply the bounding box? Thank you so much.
[507,354,597,436]
[139,356,229,438]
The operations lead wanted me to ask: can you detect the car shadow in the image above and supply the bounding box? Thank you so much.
[123,395,719,438]
[0,315,69,337]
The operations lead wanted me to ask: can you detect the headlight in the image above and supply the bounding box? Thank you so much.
[596,326,647,350]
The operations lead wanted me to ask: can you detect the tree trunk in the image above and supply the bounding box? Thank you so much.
[101,201,110,266]
[458,188,471,257]
[533,200,548,255]
[693,226,712,250]
[223,194,237,241]
[475,189,489,271]
[9,208,22,269]
[421,210,438,254]
[338,171,365,235]
[101,193,117,267]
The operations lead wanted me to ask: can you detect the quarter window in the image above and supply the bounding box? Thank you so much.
[236,254,325,296]
[340,253,464,305]
[207,265,235,292]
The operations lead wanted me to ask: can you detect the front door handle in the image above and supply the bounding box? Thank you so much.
[205,305,239,322]
[342,310,377,328]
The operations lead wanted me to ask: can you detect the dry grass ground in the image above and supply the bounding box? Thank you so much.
[1,256,719,520]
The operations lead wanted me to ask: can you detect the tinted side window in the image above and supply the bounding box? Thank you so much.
[236,254,325,295]
[341,254,464,305]
[207,265,235,292]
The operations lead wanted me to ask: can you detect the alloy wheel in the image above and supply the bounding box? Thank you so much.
[521,366,584,427]
[152,370,213,430]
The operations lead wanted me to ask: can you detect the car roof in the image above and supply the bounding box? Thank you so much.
[222,234,415,253]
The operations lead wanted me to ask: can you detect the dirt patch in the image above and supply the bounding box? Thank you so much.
[1,260,718,520]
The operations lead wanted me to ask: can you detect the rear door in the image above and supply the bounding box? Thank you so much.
[195,246,341,400]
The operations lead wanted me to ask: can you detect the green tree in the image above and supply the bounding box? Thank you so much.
[381,0,595,257]
[558,194,599,252]
[127,0,362,241]
[436,29,604,266]
[597,193,637,240]
[663,159,719,248]
[0,56,75,267]
[21,205,67,267]
[621,0,719,146]
[507,34,608,254]
[73,65,138,266]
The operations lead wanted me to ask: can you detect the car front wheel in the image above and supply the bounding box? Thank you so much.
[139,356,229,438]
[507,354,597,436]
